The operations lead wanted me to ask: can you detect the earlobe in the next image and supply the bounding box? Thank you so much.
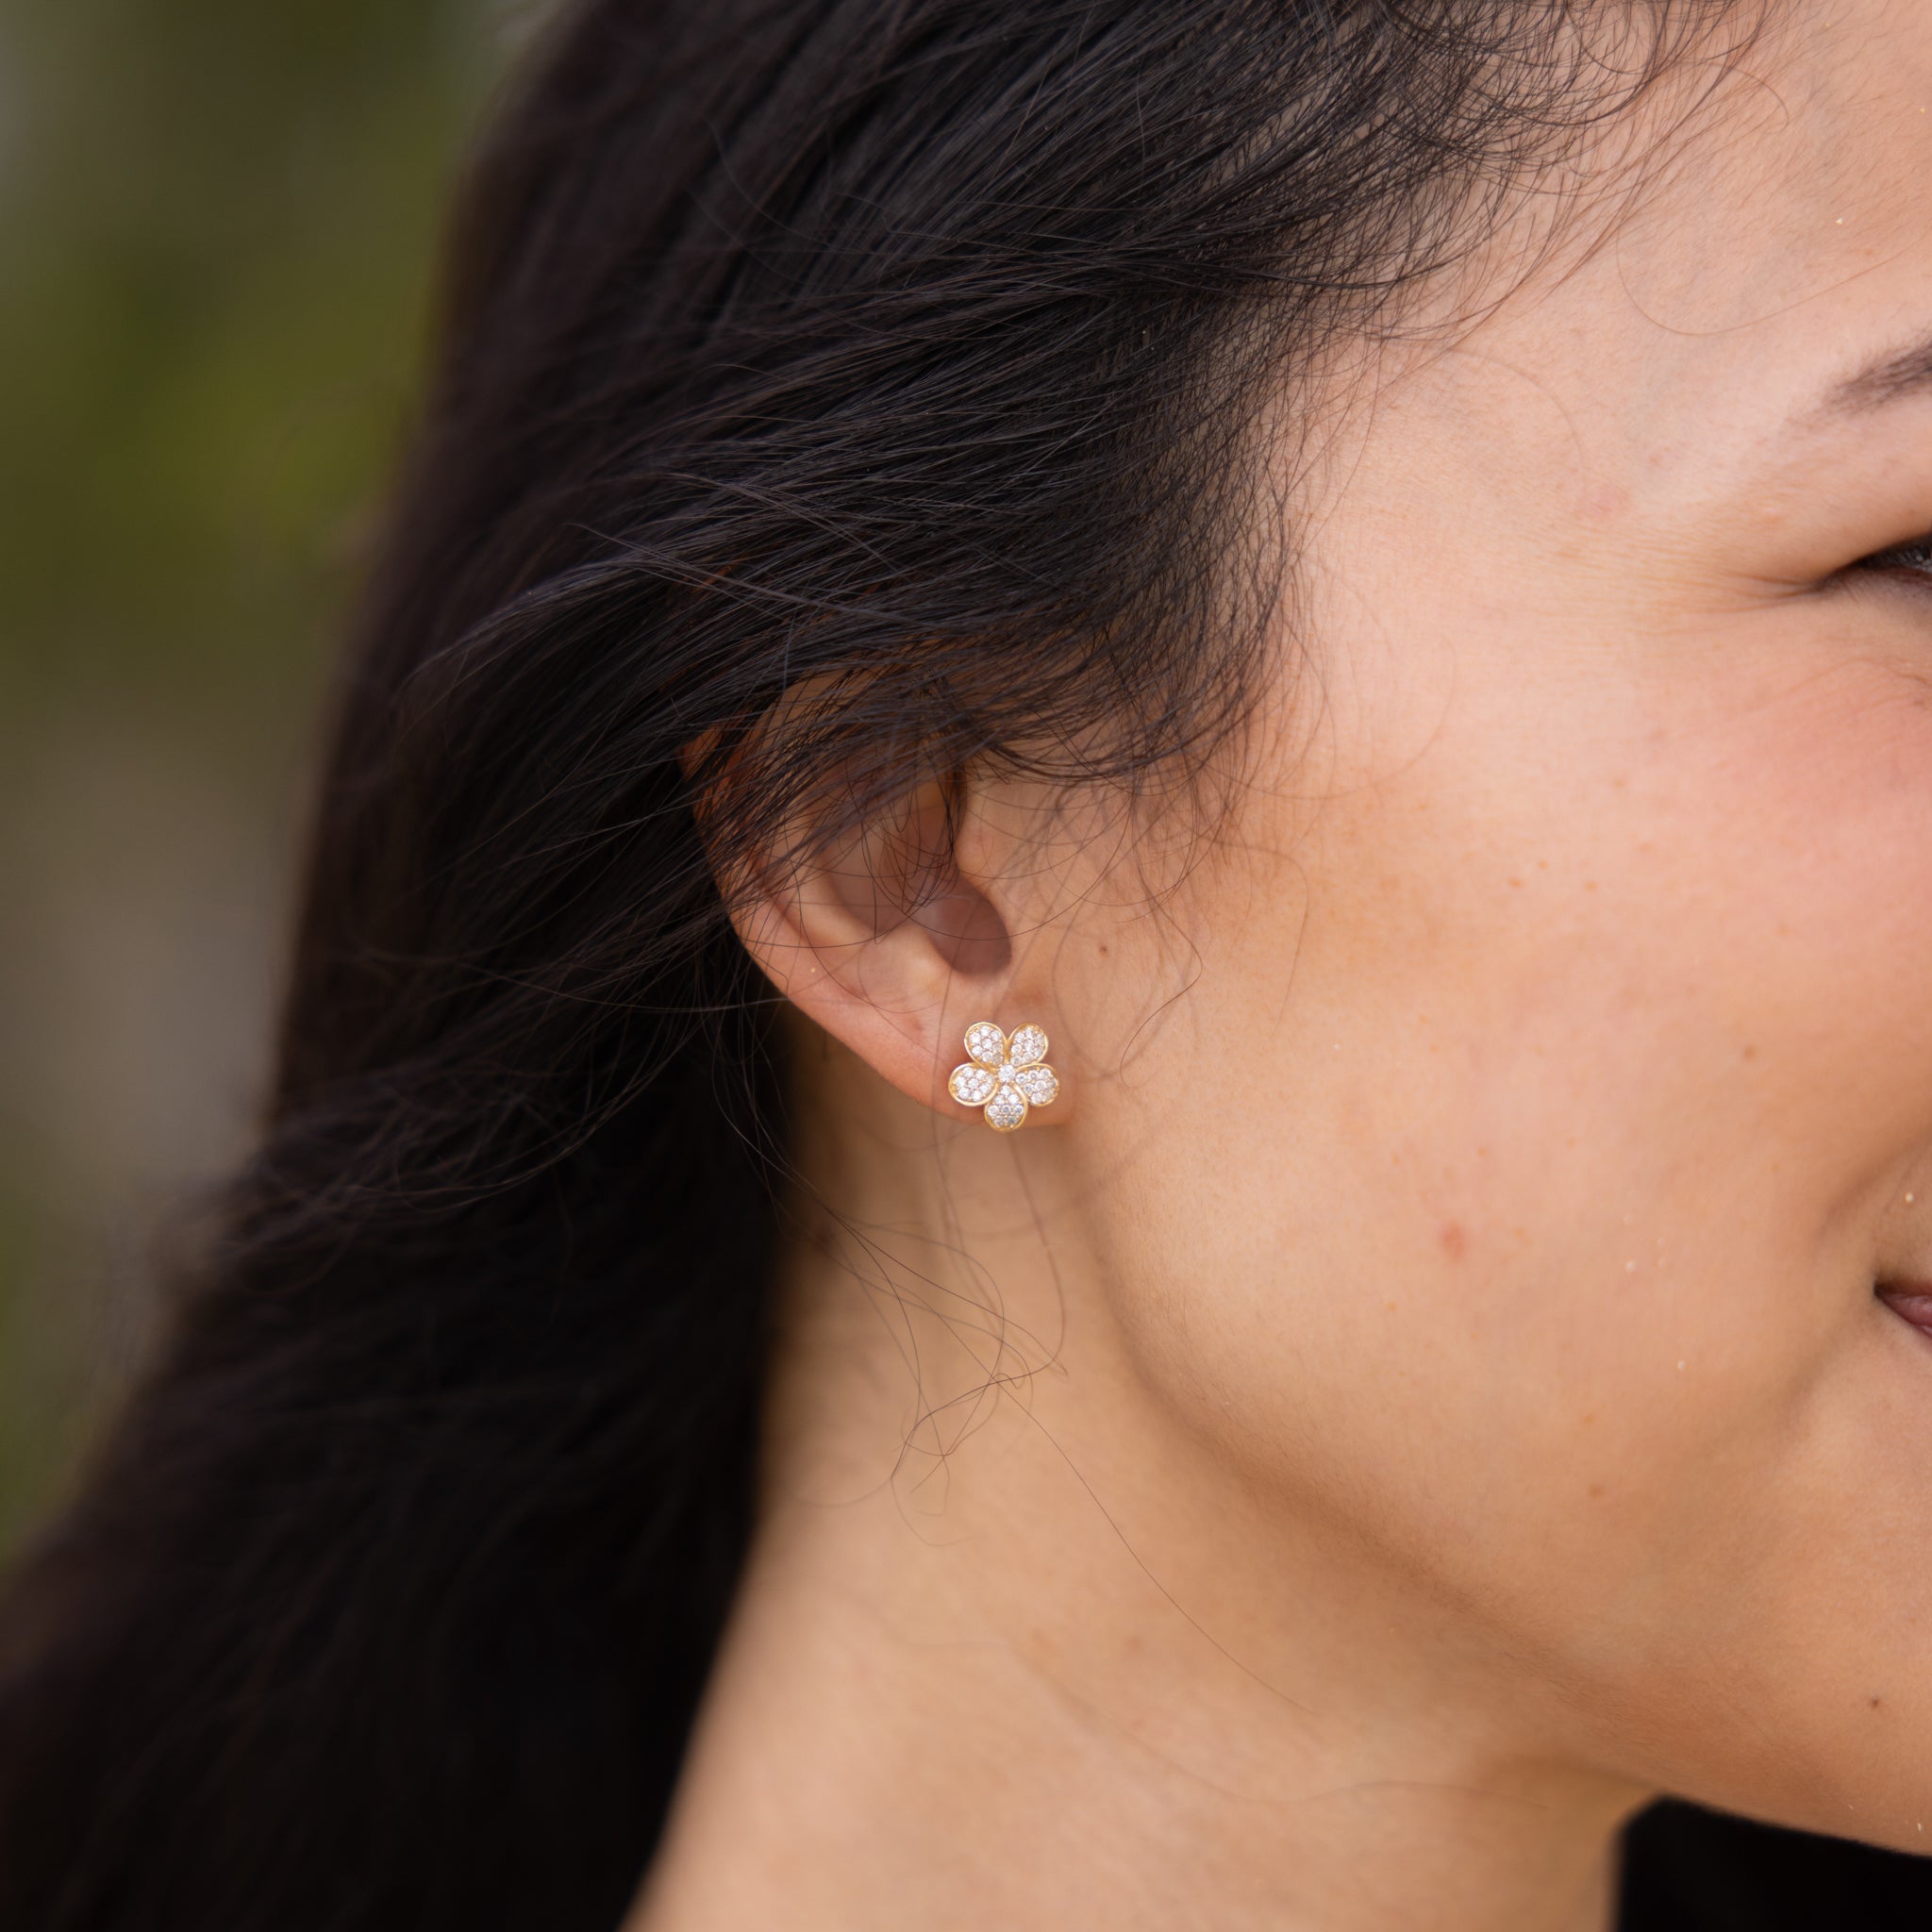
[726,777,1032,1120]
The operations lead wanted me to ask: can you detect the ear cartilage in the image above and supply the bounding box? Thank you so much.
[947,1022,1060,1132]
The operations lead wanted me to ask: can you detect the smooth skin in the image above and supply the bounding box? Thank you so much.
[634,9,1932,1930]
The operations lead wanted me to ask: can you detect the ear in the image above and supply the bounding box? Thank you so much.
[725,773,1063,1122]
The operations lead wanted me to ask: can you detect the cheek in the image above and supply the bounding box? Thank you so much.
[1649,654,1932,1187]
[1229,642,1932,1354]
[1088,644,1932,1785]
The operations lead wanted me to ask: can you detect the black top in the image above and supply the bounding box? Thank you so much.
[1619,1802,1932,1927]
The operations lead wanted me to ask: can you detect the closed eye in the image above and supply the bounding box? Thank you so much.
[1854,533,1932,583]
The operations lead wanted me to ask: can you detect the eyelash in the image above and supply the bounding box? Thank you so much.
[1857,534,1932,581]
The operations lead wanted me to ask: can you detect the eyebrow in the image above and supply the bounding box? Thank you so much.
[1823,329,1932,415]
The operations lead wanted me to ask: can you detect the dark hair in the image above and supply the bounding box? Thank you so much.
[0,5,1739,1928]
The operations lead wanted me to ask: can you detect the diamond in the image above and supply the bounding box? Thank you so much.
[985,1086,1027,1132]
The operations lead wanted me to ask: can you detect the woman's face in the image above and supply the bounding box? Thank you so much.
[1065,5,1932,1838]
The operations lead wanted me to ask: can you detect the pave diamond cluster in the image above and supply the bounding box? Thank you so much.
[947,1021,1060,1132]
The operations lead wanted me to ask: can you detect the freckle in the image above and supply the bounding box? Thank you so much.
[1589,1483,1605,1499]
[1741,1044,1757,1061]
[1582,1413,1595,1424]
[1386,1300,1398,1311]
[1584,880,1598,892]
[1440,1221,1468,1261]
[1870,1696,1883,1709]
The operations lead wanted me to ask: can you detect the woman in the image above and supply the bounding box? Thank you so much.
[6,0,1932,1925]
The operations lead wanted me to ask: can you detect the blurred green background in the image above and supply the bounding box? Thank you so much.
[0,0,518,1553]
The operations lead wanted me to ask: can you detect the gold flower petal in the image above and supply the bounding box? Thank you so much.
[964,1021,1007,1068]
[949,1062,997,1107]
[1007,1024,1048,1068]
[1013,1063,1058,1107]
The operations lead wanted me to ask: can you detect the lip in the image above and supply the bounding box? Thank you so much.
[1878,1285,1932,1337]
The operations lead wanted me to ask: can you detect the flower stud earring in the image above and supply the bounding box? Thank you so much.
[948,1021,1060,1132]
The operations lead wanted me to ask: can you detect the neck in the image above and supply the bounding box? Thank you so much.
[630,1047,1649,1932]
